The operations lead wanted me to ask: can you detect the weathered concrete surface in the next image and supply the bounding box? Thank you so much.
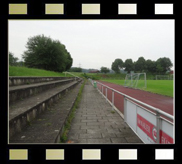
[9,82,82,143]
[10,81,78,120]
[9,80,80,139]
[9,79,74,103]
[9,76,76,86]
[67,81,143,144]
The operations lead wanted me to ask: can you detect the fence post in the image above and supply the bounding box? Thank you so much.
[124,96,127,122]
[112,90,114,109]
[106,88,107,102]
[156,110,161,143]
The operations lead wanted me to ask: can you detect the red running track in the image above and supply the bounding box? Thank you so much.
[97,81,174,116]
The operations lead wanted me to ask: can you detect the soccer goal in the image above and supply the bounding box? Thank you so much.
[155,75,170,80]
[124,72,147,89]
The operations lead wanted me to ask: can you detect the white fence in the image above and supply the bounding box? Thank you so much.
[90,79,174,144]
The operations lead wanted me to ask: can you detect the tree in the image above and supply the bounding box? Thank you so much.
[9,52,19,66]
[145,59,156,73]
[22,34,72,72]
[68,67,82,72]
[111,59,124,73]
[135,57,146,72]
[65,52,73,71]
[156,57,173,74]
[100,67,110,74]
[124,59,134,73]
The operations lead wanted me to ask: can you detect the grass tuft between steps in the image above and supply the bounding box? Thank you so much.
[60,79,86,143]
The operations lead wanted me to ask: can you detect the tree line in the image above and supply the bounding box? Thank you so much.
[9,35,73,72]
[67,55,173,75]
[111,57,173,74]
[9,52,21,66]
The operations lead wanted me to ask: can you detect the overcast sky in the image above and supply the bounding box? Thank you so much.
[9,20,174,70]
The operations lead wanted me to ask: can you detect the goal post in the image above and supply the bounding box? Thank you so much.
[124,72,147,89]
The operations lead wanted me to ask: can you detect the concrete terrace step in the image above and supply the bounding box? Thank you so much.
[9,82,82,143]
[9,80,82,139]
[9,79,75,103]
[9,76,75,86]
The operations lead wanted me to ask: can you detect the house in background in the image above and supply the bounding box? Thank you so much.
[89,69,100,73]
[170,70,174,75]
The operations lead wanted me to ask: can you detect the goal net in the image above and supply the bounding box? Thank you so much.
[156,75,170,80]
[124,72,147,89]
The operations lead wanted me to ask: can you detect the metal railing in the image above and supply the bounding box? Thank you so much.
[89,79,174,143]
[64,72,81,80]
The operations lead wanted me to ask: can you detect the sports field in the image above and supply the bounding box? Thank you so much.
[101,79,173,97]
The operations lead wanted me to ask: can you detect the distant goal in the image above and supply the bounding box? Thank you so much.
[155,75,171,80]
[124,72,147,89]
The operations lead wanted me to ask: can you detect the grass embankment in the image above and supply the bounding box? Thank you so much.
[101,79,173,97]
[9,67,173,97]
[60,79,86,143]
[9,66,66,77]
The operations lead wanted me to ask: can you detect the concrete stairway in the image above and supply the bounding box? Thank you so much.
[9,76,82,143]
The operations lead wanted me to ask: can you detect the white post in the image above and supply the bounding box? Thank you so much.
[156,111,161,143]
[124,96,127,122]
[106,88,107,102]
[135,73,139,88]
[112,90,114,109]
[145,73,147,89]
